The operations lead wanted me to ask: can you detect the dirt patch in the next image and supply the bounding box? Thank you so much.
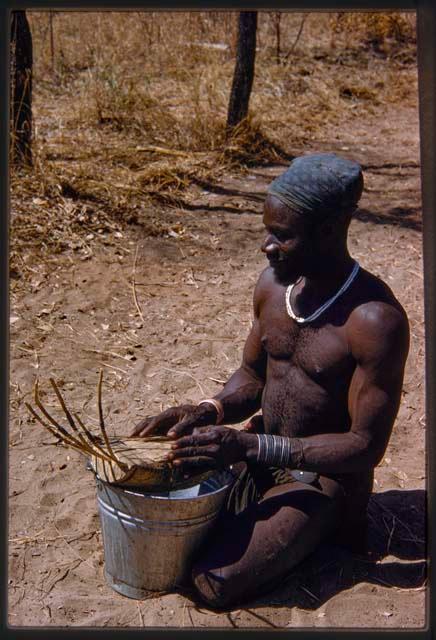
[9,103,426,629]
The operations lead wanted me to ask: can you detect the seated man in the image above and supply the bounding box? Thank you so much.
[132,153,410,609]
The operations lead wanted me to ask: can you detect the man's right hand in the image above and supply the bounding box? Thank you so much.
[131,403,217,438]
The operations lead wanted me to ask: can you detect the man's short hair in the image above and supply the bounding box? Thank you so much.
[267,153,364,223]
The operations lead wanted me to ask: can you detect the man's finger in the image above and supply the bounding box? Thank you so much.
[167,418,200,439]
[192,426,215,437]
[172,429,218,449]
[136,416,166,437]
[134,409,183,437]
[136,416,168,437]
[169,444,219,460]
[130,416,154,437]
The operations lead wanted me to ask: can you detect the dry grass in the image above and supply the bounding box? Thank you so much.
[10,11,418,279]
[329,12,416,61]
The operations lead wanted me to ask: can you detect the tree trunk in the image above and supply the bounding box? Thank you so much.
[226,11,257,129]
[274,12,281,64]
[10,10,33,166]
[49,11,55,71]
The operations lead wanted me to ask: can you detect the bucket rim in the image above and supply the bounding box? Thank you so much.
[95,469,235,501]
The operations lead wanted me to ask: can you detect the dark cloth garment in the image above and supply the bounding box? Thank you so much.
[226,463,309,515]
[226,463,373,553]
[267,152,363,220]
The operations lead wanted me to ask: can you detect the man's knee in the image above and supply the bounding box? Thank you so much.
[191,563,239,610]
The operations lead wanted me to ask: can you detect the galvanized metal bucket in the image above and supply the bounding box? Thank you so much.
[96,470,234,599]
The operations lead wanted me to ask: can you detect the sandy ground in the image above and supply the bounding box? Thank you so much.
[9,99,426,628]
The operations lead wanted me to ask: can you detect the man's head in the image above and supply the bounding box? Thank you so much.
[261,153,363,280]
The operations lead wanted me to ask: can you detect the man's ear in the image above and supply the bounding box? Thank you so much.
[317,209,350,239]
[316,218,334,238]
[321,221,334,236]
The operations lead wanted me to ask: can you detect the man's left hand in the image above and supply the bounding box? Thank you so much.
[167,426,259,471]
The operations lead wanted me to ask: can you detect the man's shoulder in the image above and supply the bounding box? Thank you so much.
[347,269,410,361]
[350,299,408,337]
[256,265,276,287]
[252,267,279,315]
[351,268,408,324]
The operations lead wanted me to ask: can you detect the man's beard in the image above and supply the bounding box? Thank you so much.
[269,258,300,285]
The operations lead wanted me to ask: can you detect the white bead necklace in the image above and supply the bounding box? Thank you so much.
[285,261,360,324]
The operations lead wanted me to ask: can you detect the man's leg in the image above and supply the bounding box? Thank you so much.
[191,475,345,609]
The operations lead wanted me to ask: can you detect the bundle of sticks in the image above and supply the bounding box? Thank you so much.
[25,372,212,490]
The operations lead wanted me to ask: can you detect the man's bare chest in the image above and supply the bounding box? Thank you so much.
[259,302,354,385]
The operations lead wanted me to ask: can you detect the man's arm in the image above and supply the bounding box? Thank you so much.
[169,301,410,473]
[283,302,410,474]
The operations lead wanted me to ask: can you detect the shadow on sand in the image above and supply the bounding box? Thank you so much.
[247,488,426,616]
[355,207,422,232]
[180,489,426,624]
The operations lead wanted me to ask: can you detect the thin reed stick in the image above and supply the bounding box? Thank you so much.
[26,403,116,465]
[25,403,89,452]
[74,413,124,466]
[132,243,144,323]
[49,378,94,451]
[33,382,91,452]
[97,369,119,462]
[48,377,118,463]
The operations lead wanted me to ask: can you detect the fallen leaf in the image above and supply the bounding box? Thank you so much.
[32,197,47,206]
[393,469,408,482]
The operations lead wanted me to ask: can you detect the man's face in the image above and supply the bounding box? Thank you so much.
[261,194,314,282]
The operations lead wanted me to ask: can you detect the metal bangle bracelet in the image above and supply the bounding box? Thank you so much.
[198,398,224,425]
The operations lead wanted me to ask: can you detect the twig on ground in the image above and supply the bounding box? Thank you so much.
[187,605,195,627]
[299,584,320,602]
[134,281,177,287]
[227,612,238,628]
[52,522,95,570]
[387,515,396,553]
[207,376,227,384]
[245,609,280,628]
[161,366,205,395]
[45,559,82,595]
[9,529,46,545]
[135,145,190,158]
[137,602,144,627]
[132,243,144,323]
[98,361,129,375]
[376,503,424,544]
[63,339,137,364]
